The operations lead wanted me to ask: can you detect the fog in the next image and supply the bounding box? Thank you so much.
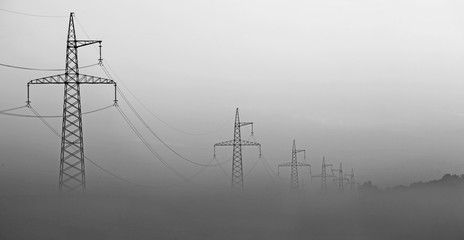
[2,0,464,238]
[1,182,464,240]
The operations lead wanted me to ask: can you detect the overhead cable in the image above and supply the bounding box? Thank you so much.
[0,104,113,118]
[100,62,230,136]
[0,8,67,18]
[0,62,99,71]
[117,88,228,167]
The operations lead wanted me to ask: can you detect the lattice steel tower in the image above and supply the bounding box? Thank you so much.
[277,140,311,191]
[214,108,261,192]
[311,156,334,193]
[26,12,117,192]
[345,168,357,192]
[332,163,345,193]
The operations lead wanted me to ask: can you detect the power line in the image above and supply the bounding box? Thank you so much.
[0,105,26,113]
[100,62,230,136]
[215,157,230,178]
[0,62,99,71]
[29,106,162,189]
[0,8,67,18]
[29,106,230,189]
[245,156,261,178]
[117,88,226,167]
[116,105,192,183]
[76,13,229,137]
[0,104,113,118]
[260,154,279,183]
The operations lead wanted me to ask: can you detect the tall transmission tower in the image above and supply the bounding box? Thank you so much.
[277,140,311,191]
[311,156,334,193]
[213,108,261,192]
[332,162,346,193]
[26,12,117,192]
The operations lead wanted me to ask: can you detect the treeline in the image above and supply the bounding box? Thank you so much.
[359,173,464,194]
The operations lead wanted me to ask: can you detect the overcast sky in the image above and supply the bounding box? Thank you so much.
[1,0,464,193]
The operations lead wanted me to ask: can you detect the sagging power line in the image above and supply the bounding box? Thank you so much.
[0,8,67,18]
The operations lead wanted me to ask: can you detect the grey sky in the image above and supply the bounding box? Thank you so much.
[1,0,464,192]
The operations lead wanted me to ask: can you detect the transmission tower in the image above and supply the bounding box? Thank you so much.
[344,168,358,192]
[332,162,346,193]
[311,156,334,193]
[26,12,117,192]
[277,140,311,191]
[213,108,261,192]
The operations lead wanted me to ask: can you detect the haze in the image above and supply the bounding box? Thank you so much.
[1,0,464,201]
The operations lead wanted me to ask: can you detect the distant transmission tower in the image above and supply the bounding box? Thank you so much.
[332,163,345,193]
[214,108,261,192]
[344,168,357,192]
[311,156,334,193]
[26,12,117,192]
[277,140,311,191]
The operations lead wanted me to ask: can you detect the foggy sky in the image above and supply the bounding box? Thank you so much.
[1,0,464,193]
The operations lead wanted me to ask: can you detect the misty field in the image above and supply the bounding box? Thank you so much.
[1,188,463,240]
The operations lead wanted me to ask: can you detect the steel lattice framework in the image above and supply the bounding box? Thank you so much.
[214,108,261,192]
[344,168,357,192]
[332,163,346,193]
[278,140,310,191]
[311,156,335,193]
[26,12,117,192]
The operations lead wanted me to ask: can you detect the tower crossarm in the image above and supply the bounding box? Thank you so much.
[312,173,335,178]
[278,162,311,168]
[240,140,261,157]
[214,140,234,147]
[213,140,234,158]
[239,122,253,127]
[27,74,117,106]
[295,149,306,159]
[78,74,116,84]
[277,161,312,180]
[28,74,67,84]
[239,122,254,135]
[278,162,293,167]
[74,40,101,48]
[28,74,115,85]
[277,162,292,175]
[296,162,310,167]
[240,140,260,146]
[213,140,261,158]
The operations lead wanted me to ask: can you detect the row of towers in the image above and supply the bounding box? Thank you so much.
[213,108,358,193]
[277,144,358,193]
[312,158,357,193]
[27,12,357,193]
